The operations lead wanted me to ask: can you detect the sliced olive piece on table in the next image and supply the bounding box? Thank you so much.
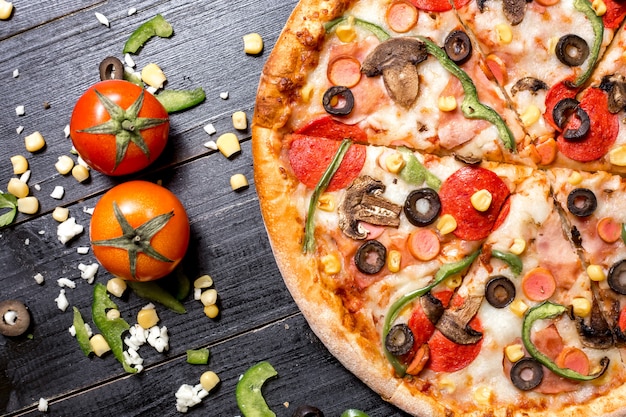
[556,34,589,67]
[444,30,473,66]
[567,188,597,217]
[510,357,544,391]
[99,56,125,81]
[608,259,626,295]
[385,323,415,356]
[0,300,30,337]
[404,188,441,227]
[485,275,516,308]
[292,405,325,417]
[355,240,387,274]
[322,86,355,116]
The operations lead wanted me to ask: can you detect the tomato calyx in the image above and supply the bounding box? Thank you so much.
[91,201,174,280]
[78,89,168,172]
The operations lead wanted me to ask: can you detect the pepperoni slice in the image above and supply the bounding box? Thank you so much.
[603,0,626,29]
[438,166,511,241]
[408,0,470,12]
[544,79,579,130]
[295,116,368,143]
[556,88,619,162]
[289,134,366,191]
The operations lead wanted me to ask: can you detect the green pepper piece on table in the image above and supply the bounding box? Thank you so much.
[341,410,371,417]
[572,0,604,87]
[186,348,210,365]
[156,88,206,113]
[236,361,278,417]
[522,301,609,381]
[397,146,442,190]
[127,280,187,314]
[123,14,174,54]
[491,249,523,275]
[72,306,93,356]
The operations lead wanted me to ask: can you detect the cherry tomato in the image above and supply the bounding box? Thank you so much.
[70,80,169,176]
[90,181,189,281]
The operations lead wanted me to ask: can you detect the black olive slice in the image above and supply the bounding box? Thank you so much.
[567,188,597,217]
[354,240,387,274]
[556,34,589,67]
[510,357,544,391]
[608,259,626,295]
[99,56,125,81]
[444,30,473,66]
[0,300,31,337]
[485,275,516,308]
[385,323,415,356]
[322,86,355,116]
[552,98,579,130]
[562,107,590,141]
[292,405,325,417]
[404,188,441,227]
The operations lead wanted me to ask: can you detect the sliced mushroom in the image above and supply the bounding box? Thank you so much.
[338,176,402,240]
[575,297,614,349]
[420,292,445,325]
[435,295,483,345]
[503,0,526,25]
[600,74,626,114]
[510,77,548,96]
[362,37,428,108]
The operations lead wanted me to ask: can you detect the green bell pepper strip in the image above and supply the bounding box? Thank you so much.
[382,250,480,376]
[572,0,604,87]
[155,88,206,114]
[621,223,626,246]
[236,361,278,417]
[522,301,609,381]
[127,280,187,314]
[324,16,391,42]
[397,146,442,190]
[72,307,93,356]
[123,14,174,54]
[92,283,137,373]
[491,249,523,276]
[0,191,17,227]
[303,139,352,253]
[341,410,370,417]
[186,348,210,365]
[417,36,516,151]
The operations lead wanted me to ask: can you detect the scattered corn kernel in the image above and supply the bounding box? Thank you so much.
[437,214,457,235]
[317,194,336,212]
[25,131,46,153]
[141,63,167,89]
[194,275,214,289]
[470,189,492,212]
[474,386,493,405]
[243,33,264,54]
[321,253,342,275]
[216,133,241,158]
[587,264,606,281]
[592,0,607,16]
[10,155,28,175]
[300,84,314,103]
[387,250,402,273]
[7,178,29,198]
[567,171,583,185]
[609,145,626,166]
[106,309,121,320]
[137,307,159,329]
[504,344,525,363]
[52,207,70,223]
[509,299,529,317]
[72,165,90,183]
[90,334,111,357]
[230,173,249,191]
[106,278,127,298]
[201,289,218,306]
[548,36,560,55]
[200,371,220,391]
[385,153,406,174]
[204,304,219,318]
[336,19,357,43]
[509,238,526,255]
[437,95,457,112]
[520,105,541,127]
[446,274,463,289]
[232,111,248,130]
[571,297,592,317]
[17,196,39,214]
[55,155,74,175]
[0,0,13,20]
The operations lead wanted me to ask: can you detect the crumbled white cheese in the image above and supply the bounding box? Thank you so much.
[16,125,24,134]
[76,155,89,168]
[19,170,31,183]
[15,105,25,116]
[95,12,110,27]
[38,230,45,235]
[57,217,84,244]
[194,288,202,301]
[38,397,49,412]
[69,323,92,338]
[175,384,209,413]
[33,273,44,285]
[24,238,29,245]
[83,206,94,215]
[78,263,98,283]
[147,325,169,353]
[128,7,137,16]
[63,124,70,138]
[203,123,216,136]
[34,184,41,191]
[57,277,76,289]
[219,92,229,100]
[203,140,218,151]
[50,185,64,200]
[54,289,69,311]
[12,69,19,78]
[123,347,144,373]
[124,53,135,68]
[76,246,90,255]
[146,86,158,95]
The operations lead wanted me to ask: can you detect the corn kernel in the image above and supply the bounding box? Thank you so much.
[609,145,626,166]
[204,304,220,318]
[17,196,38,214]
[385,153,406,173]
[137,307,159,329]
[567,171,583,185]
[496,23,513,44]
[571,297,592,317]
[90,334,111,357]
[387,250,402,273]
[7,178,29,198]
[10,155,28,175]
[230,173,249,191]
[474,386,492,405]
[0,0,13,20]
[471,189,493,212]
[504,344,525,363]
[201,289,218,306]
[548,36,560,55]
[437,95,457,112]
[446,274,463,289]
[592,0,607,16]
[52,207,70,223]
[317,194,336,212]
[509,238,526,255]
[200,371,220,391]
[300,84,314,103]
[587,264,606,281]
[437,214,457,235]
[194,275,214,289]
[141,63,167,89]
[72,165,90,183]
[336,20,357,43]
[106,309,121,320]
[25,131,46,153]
[439,378,456,394]
[509,299,529,317]
[216,133,241,158]
[232,111,248,130]
[106,278,127,298]
[520,105,541,127]
[243,33,264,54]
[55,155,75,175]
[321,253,342,275]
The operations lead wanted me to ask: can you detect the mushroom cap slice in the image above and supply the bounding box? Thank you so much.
[503,0,526,26]
[382,64,420,109]
[435,295,483,345]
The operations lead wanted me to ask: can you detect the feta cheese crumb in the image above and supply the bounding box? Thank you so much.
[57,277,76,289]
[147,325,169,353]
[95,12,110,27]
[50,185,65,200]
[19,170,31,183]
[63,124,70,138]
[175,384,209,413]
[15,105,25,116]
[16,125,24,134]
[219,91,229,100]
[34,184,41,191]
[128,7,137,16]
[76,246,90,255]
[33,273,44,285]
[57,217,84,244]
[78,263,99,283]
[12,69,19,78]
[24,238,29,245]
[203,140,217,151]
[194,288,201,300]
[124,53,135,68]
[55,289,69,311]
[203,123,216,136]
[38,397,49,412]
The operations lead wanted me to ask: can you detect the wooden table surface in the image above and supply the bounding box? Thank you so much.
[0,1,409,416]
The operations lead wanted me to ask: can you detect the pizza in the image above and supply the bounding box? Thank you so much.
[250,0,626,415]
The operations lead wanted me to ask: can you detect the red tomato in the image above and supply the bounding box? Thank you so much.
[70,80,169,176]
[90,181,189,281]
